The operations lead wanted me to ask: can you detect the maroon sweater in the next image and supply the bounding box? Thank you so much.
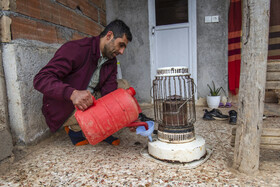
[33,36,117,132]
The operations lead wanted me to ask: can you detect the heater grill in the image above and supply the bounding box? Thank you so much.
[153,67,196,143]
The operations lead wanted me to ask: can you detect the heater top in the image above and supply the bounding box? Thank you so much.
[156,66,190,77]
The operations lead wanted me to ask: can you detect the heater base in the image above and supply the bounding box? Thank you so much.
[148,135,206,163]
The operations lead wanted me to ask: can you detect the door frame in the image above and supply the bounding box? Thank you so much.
[148,0,197,98]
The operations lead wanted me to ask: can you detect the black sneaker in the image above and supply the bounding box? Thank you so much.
[209,109,229,120]
[229,110,237,125]
[203,109,215,120]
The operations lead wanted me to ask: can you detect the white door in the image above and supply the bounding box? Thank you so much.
[149,0,197,91]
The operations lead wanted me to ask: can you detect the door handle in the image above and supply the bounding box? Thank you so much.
[151,26,155,35]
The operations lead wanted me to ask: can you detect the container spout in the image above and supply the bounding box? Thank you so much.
[135,121,155,142]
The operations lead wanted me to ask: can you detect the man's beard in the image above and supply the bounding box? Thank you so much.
[103,40,115,59]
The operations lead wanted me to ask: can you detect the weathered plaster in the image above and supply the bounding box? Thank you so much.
[0,47,13,162]
[197,0,230,97]
[106,0,151,103]
[2,40,60,145]
[106,0,230,99]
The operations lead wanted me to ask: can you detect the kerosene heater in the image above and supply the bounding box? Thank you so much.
[148,67,206,163]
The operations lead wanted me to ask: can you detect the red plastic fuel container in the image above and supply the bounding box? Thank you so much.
[75,87,148,145]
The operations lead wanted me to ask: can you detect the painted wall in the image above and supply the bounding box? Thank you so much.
[106,0,151,103]
[106,0,230,100]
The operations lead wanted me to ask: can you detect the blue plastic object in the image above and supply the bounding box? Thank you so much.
[136,121,154,142]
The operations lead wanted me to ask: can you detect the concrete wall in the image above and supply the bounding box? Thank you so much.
[106,0,151,103]
[106,0,230,100]
[197,0,230,97]
[0,0,230,146]
[2,40,60,145]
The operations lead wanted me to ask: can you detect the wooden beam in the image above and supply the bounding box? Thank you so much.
[259,144,280,150]
[267,62,280,72]
[266,81,280,89]
[232,127,280,150]
[231,138,280,150]
[232,127,280,136]
[266,72,280,81]
[232,136,280,146]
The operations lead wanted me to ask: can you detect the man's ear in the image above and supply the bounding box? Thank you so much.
[106,31,114,40]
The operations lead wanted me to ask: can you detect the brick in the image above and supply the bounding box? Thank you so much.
[40,1,72,27]
[79,1,98,22]
[16,0,41,19]
[56,0,77,9]
[72,32,87,41]
[16,0,60,24]
[11,16,60,44]
[91,0,106,11]
[89,21,103,36]
[0,15,12,42]
[16,0,100,36]
[100,10,106,26]
[39,1,61,25]
[0,0,10,10]
[71,13,102,36]
[101,0,106,11]
[57,0,98,22]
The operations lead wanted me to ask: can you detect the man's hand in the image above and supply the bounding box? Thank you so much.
[70,90,93,111]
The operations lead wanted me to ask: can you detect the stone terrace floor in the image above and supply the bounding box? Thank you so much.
[0,105,280,186]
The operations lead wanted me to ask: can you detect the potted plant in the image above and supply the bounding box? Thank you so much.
[206,81,225,108]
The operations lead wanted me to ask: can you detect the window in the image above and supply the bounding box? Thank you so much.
[155,0,188,26]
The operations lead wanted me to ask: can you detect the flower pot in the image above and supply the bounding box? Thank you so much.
[207,95,221,109]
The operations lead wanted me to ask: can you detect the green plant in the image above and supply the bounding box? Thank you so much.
[207,81,225,96]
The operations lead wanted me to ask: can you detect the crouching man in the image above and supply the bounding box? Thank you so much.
[34,19,132,146]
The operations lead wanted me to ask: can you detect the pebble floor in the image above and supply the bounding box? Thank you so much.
[0,106,280,186]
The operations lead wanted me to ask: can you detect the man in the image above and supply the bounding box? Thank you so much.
[34,19,132,146]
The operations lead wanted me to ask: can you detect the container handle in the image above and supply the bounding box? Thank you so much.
[126,121,148,130]
[75,95,96,111]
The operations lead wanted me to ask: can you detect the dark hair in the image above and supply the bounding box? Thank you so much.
[100,19,132,42]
